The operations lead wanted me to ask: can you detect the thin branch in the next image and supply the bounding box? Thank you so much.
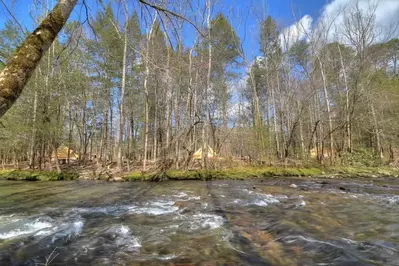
[138,0,206,38]
[0,0,28,35]
[82,0,98,40]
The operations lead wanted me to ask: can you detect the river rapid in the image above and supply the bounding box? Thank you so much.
[0,178,398,265]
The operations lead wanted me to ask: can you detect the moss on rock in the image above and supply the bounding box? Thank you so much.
[0,170,79,181]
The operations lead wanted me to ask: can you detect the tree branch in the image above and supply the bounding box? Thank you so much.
[0,0,28,35]
[137,0,206,38]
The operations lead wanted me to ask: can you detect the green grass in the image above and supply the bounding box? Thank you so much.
[0,170,79,181]
[123,166,399,182]
[328,166,399,177]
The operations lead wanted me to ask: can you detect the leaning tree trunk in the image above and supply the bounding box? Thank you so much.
[0,0,78,118]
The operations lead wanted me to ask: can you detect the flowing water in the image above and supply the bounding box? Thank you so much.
[0,178,398,266]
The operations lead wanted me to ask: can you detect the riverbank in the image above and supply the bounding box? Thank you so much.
[125,166,399,181]
[1,166,398,181]
[0,170,79,181]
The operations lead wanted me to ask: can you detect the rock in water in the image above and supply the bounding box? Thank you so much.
[297,200,306,207]
[289,184,298,188]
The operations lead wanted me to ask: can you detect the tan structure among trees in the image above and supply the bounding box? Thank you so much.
[52,145,79,164]
[193,145,217,160]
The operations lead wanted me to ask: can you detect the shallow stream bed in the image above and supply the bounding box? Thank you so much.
[0,178,398,265]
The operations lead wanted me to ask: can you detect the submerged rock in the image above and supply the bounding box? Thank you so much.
[174,201,190,208]
[289,184,298,188]
[296,200,306,207]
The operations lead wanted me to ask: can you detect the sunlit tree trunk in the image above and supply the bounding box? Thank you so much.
[202,0,212,169]
[29,74,38,169]
[67,103,73,164]
[164,31,172,154]
[265,74,272,160]
[337,43,352,153]
[153,87,158,162]
[298,100,305,158]
[318,58,334,164]
[271,81,280,159]
[186,40,196,156]
[143,13,158,171]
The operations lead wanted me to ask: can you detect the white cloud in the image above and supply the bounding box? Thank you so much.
[279,15,313,51]
[319,0,399,42]
[279,0,399,50]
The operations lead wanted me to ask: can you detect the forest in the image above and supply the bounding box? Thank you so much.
[0,0,398,178]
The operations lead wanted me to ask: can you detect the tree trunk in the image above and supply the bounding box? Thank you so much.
[318,58,334,164]
[127,117,131,172]
[54,145,61,173]
[102,101,109,166]
[298,100,305,158]
[271,83,280,159]
[153,87,158,162]
[0,0,78,118]
[277,71,287,159]
[67,104,73,164]
[143,13,158,171]
[29,78,38,169]
[265,72,272,160]
[337,43,352,153]
[186,39,196,156]
[117,2,129,170]
[164,31,172,156]
[109,94,113,162]
[203,0,212,169]
[370,102,382,159]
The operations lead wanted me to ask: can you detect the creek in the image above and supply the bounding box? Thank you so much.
[0,178,398,265]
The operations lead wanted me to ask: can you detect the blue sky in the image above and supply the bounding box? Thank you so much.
[1,0,398,61]
[0,0,327,55]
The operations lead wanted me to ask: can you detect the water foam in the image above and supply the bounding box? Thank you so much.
[346,193,399,204]
[127,200,179,215]
[373,194,399,204]
[174,213,225,231]
[108,225,141,251]
[174,191,201,201]
[72,205,126,216]
[233,189,283,206]
[0,218,53,239]
[191,214,225,230]
[0,211,84,244]
[73,199,180,217]
[51,219,84,243]
[175,192,189,198]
